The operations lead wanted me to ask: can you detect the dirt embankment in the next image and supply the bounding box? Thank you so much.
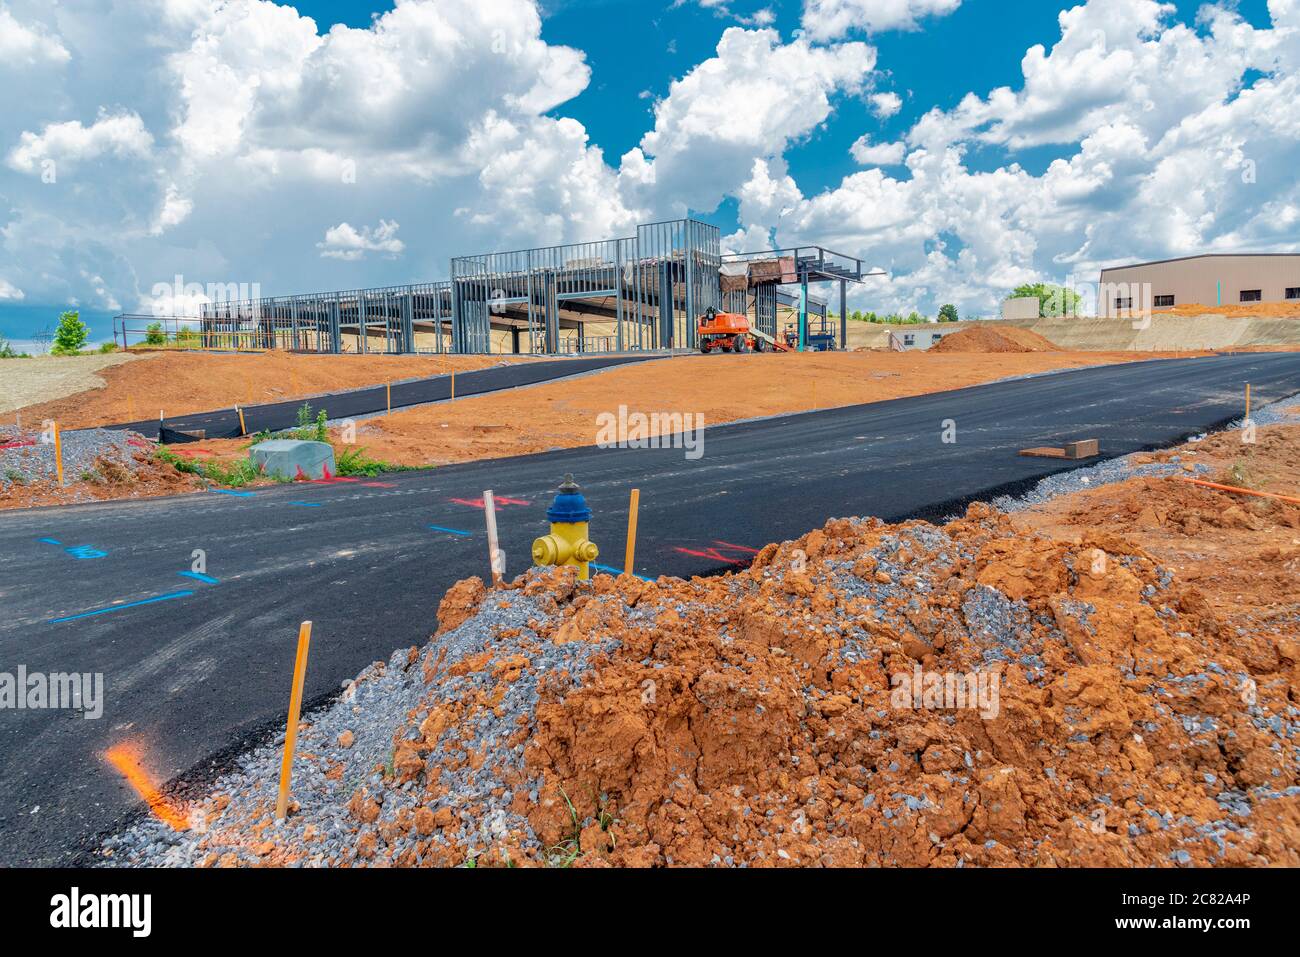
[931,326,1062,353]
[1161,302,1300,319]
[9,350,534,430]
[105,417,1300,868]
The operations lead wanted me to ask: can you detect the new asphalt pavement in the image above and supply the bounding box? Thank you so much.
[1,350,1297,865]
[110,353,665,440]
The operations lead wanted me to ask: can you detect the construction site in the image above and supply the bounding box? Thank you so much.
[113,218,858,357]
[5,279,1300,886]
[10,0,1300,941]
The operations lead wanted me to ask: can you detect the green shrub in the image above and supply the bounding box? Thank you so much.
[0,335,28,358]
[51,310,89,355]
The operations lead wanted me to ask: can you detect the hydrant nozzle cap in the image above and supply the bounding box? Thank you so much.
[547,473,592,523]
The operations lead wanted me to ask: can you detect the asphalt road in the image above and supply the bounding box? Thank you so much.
[1,351,1297,865]
[108,353,664,440]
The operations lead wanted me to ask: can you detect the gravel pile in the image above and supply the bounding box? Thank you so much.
[0,425,145,488]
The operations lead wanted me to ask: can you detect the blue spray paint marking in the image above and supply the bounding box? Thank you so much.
[40,538,106,559]
[178,571,220,585]
[50,590,194,624]
[288,501,324,508]
[590,563,654,582]
[66,545,108,560]
[428,525,472,536]
[211,489,256,497]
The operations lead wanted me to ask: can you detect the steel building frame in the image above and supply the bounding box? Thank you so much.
[166,219,862,355]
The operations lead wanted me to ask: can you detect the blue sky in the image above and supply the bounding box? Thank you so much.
[1,0,1296,346]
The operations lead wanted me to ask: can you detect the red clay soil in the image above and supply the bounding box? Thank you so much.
[11,350,532,431]
[1161,302,1300,319]
[931,326,1062,353]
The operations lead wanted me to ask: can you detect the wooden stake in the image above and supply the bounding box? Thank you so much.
[483,489,502,585]
[387,381,392,415]
[237,406,247,436]
[276,621,313,821]
[624,487,640,576]
[1245,382,1251,421]
[53,422,64,487]
[451,370,456,402]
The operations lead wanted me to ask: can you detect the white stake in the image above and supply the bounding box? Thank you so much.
[483,489,503,585]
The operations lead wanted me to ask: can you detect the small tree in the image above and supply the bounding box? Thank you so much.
[144,322,167,346]
[51,310,89,355]
[938,303,960,323]
[1010,283,1082,318]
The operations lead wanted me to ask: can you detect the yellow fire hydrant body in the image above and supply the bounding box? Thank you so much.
[532,474,599,580]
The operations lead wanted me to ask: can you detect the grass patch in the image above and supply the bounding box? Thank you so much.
[544,784,583,868]
[335,446,413,477]
[154,446,286,488]
[1224,458,1263,490]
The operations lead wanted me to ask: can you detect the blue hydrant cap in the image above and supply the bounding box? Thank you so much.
[547,473,591,523]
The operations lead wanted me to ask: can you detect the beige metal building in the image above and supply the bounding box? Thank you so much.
[1098,253,1300,316]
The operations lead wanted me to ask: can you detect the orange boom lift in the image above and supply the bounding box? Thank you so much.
[695,308,790,354]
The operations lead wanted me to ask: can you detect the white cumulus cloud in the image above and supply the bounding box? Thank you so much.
[318,220,406,261]
[802,0,963,41]
[850,135,906,164]
[0,4,69,66]
[7,111,153,174]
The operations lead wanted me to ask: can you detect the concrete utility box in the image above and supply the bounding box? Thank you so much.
[249,439,335,480]
[1001,296,1041,321]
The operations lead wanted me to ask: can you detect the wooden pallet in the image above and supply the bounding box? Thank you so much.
[1019,439,1099,460]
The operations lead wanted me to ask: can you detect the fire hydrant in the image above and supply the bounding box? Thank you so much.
[532,473,599,580]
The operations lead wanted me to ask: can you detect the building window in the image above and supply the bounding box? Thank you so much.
[931,333,943,342]
[1114,297,1133,309]
[1240,289,1262,302]
[903,334,915,345]
[1154,295,1175,307]
[1287,287,1300,300]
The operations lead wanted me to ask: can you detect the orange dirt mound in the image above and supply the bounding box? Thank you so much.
[1162,302,1300,319]
[931,326,1062,353]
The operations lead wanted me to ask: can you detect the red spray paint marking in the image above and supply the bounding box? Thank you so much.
[309,476,360,485]
[450,496,530,509]
[712,540,759,554]
[672,540,759,565]
[359,481,396,488]
[0,439,36,450]
[166,448,213,459]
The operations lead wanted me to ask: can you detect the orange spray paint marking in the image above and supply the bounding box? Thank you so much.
[104,743,188,830]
